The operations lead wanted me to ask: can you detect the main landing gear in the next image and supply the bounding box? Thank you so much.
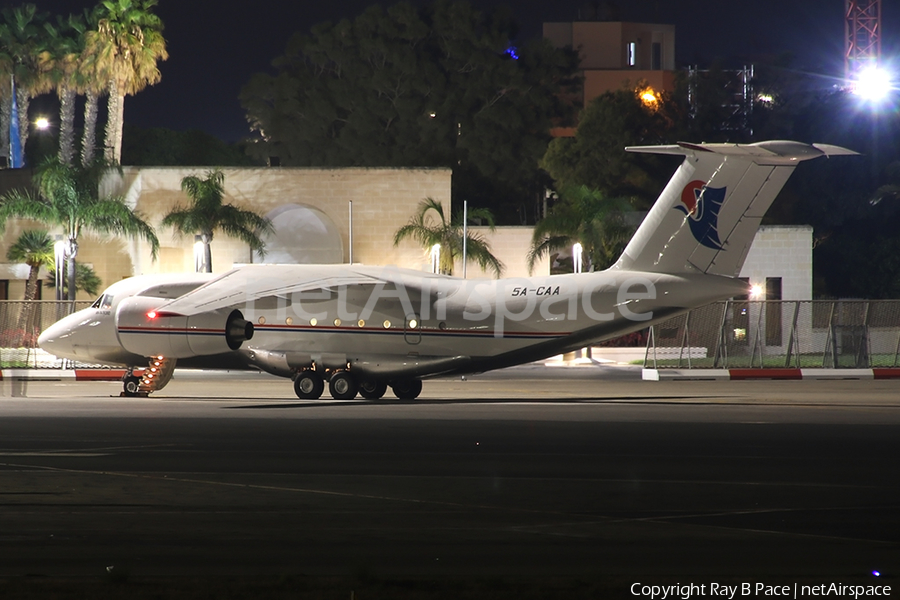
[292,369,422,401]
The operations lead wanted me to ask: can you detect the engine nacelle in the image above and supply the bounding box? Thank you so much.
[116,296,253,358]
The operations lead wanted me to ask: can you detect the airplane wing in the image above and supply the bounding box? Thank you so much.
[152,264,445,316]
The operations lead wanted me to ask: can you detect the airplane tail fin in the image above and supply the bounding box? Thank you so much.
[612,141,857,277]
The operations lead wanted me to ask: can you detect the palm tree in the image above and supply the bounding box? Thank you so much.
[47,262,102,298]
[161,169,273,273]
[77,6,105,166]
[528,185,635,274]
[43,12,90,165]
[0,4,53,161]
[0,156,159,300]
[5,229,53,345]
[85,0,167,163]
[393,198,504,277]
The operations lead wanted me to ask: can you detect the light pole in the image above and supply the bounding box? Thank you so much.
[53,239,66,301]
[573,243,583,274]
[431,243,441,274]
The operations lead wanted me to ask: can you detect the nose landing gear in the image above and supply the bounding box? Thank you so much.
[122,356,177,397]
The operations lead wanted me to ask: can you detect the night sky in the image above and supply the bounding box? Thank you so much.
[31,0,900,142]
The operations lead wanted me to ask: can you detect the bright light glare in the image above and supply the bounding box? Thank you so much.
[638,86,659,109]
[749,284,764,299]
[853,66,892,101]
[34,117,50,130]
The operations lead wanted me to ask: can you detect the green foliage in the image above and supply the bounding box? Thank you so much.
[47,262,102,297]
[6,228,53,304]
[161,169,273,272]
[240,0,579,222]
[541,88,681,208]
[393,198,503,277]
[528,186,635,274]
[0,157,160,256]
[122,125,260,166]
[0,157,159,299]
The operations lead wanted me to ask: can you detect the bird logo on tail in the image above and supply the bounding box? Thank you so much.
[675,180,726,250]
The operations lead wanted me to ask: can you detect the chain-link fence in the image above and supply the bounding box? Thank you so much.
[0,301,91,368]
[644,300,900,369]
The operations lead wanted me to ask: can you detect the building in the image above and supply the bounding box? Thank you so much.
[0,166,549,301]
[544,19,676,135]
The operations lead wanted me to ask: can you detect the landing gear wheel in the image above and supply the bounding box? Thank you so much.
[123,375,142,397]
[359,380,387,400]
[391,379,423,400]
[293,370,324,399]
[329,371,358,400]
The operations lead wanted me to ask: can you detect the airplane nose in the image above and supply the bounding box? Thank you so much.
[38,318,74,359]
[37,310,98,361]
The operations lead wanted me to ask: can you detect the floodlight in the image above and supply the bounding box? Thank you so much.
[852,65,892,102]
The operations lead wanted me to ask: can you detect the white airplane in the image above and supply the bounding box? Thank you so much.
[38,141,856,399]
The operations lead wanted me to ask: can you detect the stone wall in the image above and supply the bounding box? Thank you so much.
[0,166,451,300]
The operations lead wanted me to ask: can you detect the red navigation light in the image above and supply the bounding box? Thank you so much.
[147,310,158,319]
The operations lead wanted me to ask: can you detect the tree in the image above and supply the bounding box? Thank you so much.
[5,228,54,345]
[0,157,159,300]
[240,0,579,221]
[43,11,90,165]
[527,186,635,274]
[77,6,105,166]
[47,262,102,298]
[541,88,681,208]
[161,169,273,273]
[393,197,503,277]
[84,0,167,163]
[121,125,259,166]
[0,4,52,162]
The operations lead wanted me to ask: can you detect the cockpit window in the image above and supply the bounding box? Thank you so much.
[91,294,113,309]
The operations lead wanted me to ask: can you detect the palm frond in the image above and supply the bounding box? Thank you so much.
[87,199,161,259]
[0,189,59,231]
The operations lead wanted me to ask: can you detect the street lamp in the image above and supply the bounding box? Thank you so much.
[54,239,67,301]
[193,235,206,273]
[34,117,50,131]
[430,243,441,274]
[572,243,583,274]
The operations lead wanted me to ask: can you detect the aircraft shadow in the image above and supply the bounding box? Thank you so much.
[223,395,743,409]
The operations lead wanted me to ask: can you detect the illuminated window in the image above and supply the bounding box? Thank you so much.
[627,42,636,66]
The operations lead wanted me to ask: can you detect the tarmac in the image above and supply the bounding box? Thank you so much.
[0,364,897,598]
